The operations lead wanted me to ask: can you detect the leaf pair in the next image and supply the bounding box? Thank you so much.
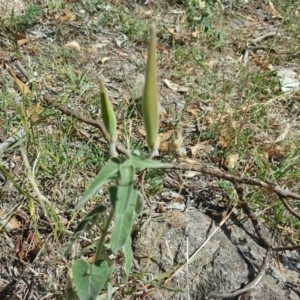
[75,155,172,211]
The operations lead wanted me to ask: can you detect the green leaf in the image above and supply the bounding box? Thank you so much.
[119,162,135,186]
[64,205,106,256]
[135,191,144,217]
[111,164,135,214]
[107,282,113,300]
[107,260,115,280]
[110,164,137,253]
[122,235,133,282]
[128,154,173,171]
[110,187,137,253]
[75,158,120,210]
[72,259,108,300]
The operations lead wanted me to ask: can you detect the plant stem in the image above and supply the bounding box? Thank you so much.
[95,208,115,261]
[109,141,118,158]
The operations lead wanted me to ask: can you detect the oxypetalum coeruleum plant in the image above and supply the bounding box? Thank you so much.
[64,25,172,300]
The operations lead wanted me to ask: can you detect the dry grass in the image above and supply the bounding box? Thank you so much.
[0,0,300,298]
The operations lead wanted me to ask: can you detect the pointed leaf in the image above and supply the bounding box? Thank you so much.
[119,162,135,186]
[109,164,137,253]
[122,236,133,282]
[128,154,173,171]
[64,205,106,256]
[111,187,137,253]
[75,158,120,210]
[73,259,108,300]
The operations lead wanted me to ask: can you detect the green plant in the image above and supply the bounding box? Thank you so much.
[186,0,225,47]
[64,25,172,300]
[12,4,43,32]
[186,0,215,30]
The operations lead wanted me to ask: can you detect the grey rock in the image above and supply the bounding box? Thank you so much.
[133,209,300,299]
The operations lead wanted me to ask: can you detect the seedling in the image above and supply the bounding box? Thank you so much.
[65,25,172,300]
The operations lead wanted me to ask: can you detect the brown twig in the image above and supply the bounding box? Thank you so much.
[233,185,300,252]
[172,164,300,200]
[0,128,26,154]
[234,184,272,249]
[42,94,129,156]
[273,244,300,251]
[250,31,277,44]
[278,196,300,219]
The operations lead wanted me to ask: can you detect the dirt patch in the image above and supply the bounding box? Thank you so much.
[0,0,300,299]
[0,0,25,17]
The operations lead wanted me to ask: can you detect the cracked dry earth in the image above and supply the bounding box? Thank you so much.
[1,0,300,299]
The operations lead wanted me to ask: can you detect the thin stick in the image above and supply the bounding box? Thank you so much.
[279,196,300,219]
[43,94,129,156]
[234,184,272,249]
[172,163,300,200]
[273,244,300,251]
[165,204,236,284]
[207,248,271,299]
[15,60,28,79]
[0,128,26,154]
[251,32,277,44]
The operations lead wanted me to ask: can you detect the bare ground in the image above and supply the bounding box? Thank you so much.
[1,0,300,299]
